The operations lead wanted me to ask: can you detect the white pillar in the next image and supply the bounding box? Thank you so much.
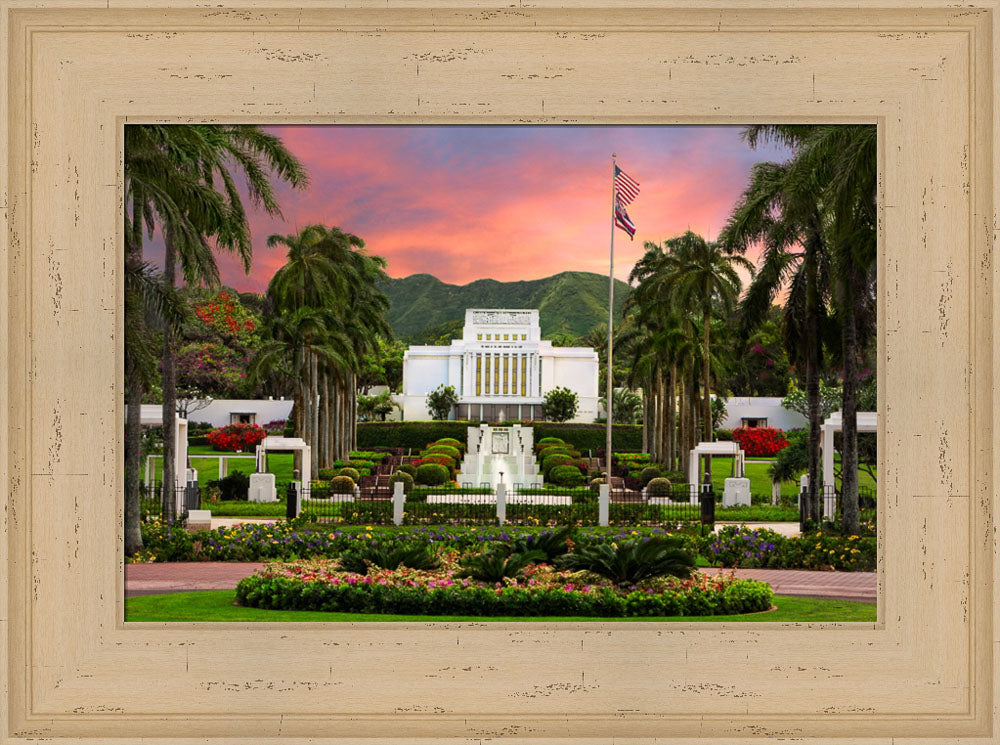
[822,424,835,520]
[301,446,312,484]
[392,481,405,526]
[688,448,699,496]
[598,483,609,526]
[822,425,836,491]
[496,481,506,525]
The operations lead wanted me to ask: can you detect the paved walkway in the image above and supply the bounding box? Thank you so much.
[125,562,875,602]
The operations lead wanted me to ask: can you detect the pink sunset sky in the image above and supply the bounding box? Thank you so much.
[147,125,793,292]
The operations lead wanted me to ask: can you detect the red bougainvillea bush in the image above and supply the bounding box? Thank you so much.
[731,427,790,457]
[206,422,267,452]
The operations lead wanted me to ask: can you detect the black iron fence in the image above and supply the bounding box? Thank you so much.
[138,481,200,520]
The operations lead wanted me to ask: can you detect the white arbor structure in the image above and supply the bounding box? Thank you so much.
[821,411,878,517]
[688,441,748,505]
[137,405,190,515]
[251,436,311,503]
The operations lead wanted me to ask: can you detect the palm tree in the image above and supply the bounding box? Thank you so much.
[122,259,187,554]
[125,124,306,535]
[158,125,307,520]
[789,125,877,533]
[718,128,833,528]
[625,242,700,476]
[647,231,752,482]
[262,225,391,473]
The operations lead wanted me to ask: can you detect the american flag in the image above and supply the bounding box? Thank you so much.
[614,165,640,205]
[614,195,636,239]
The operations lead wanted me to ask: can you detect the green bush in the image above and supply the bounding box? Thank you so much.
[234,572,773,618]
[415,463,450,486]
[399,464,417,477]
[338,544,438,574]
[536,437,565,447]
[557,537,695,585]
[645,477,673,497]
[329,475,356,495]
[338,467,360,482]
[389,471,414,494]
[317,467,336,481]
[418,453,456,470]
[206,471,250,501]
[638,466,661,487]
[432,437,465,453]
[456,548,546,583]
[541,453,574,476]
[549,465,586,487]
[423,444,461,461]
[714,429,733,441]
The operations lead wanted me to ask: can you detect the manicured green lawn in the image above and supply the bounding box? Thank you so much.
[125,590,875,623]
[147,448,295,485]
[708,456,876,499]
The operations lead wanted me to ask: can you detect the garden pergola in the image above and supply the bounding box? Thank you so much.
[820,411,878,518]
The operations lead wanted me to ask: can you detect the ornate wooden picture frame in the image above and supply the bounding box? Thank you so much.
[2,1,997,741]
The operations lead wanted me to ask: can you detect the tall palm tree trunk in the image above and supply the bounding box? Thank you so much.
[840,268,861,534]
[667,364,677,472]
[160,224,178,521]
[124,363,144,554]
[805,237,822,529]
[678,377,688,480]
[702,310,713,480]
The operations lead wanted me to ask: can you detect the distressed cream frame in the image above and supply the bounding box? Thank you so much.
[1,1,998,742]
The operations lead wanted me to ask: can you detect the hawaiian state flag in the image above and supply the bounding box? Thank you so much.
[614,195,636,239]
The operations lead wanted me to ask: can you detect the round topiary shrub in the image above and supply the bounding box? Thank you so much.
[338,467,360,482]
[399,463,417,477]
[588,476,607,493]
[330,475,356,494]
[423,444,461,461]
[639,466,661,487]
[542,453,574,477]
[389,471,414,494]
[538,444,572,459]
[419,453,455,470]
[550,464,586,487]
[537,437,564,446]
[645,477,673,497]
[415,463,450,486]
[433,437,465,452]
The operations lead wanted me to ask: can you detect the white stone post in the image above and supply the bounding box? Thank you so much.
[599,483,610,527]
[496,482,506,525]
[392,481,405,526]
[821,423,836,520]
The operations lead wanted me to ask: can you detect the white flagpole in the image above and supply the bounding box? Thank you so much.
[606,155,616,480]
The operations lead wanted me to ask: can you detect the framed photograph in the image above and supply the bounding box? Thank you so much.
[2,1,997,742]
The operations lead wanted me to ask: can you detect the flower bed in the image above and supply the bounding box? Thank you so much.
[234,559,774,618]
[131,520,876,571]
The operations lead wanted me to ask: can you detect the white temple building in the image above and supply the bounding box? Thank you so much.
[401,309,599,422]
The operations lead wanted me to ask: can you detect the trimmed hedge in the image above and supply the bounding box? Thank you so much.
[549,465,586,487]
[235,574,775,618]
[358,422,641,451]
[414,463,450,486]
[646,477,673,497]
[389,471,414,494]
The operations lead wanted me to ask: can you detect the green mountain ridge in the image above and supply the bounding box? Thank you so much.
[383,271,633,341]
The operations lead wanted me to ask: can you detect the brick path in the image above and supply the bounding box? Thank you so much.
[125,562,875,602]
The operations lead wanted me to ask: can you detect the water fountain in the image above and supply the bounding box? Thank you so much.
[457,424,542,488]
